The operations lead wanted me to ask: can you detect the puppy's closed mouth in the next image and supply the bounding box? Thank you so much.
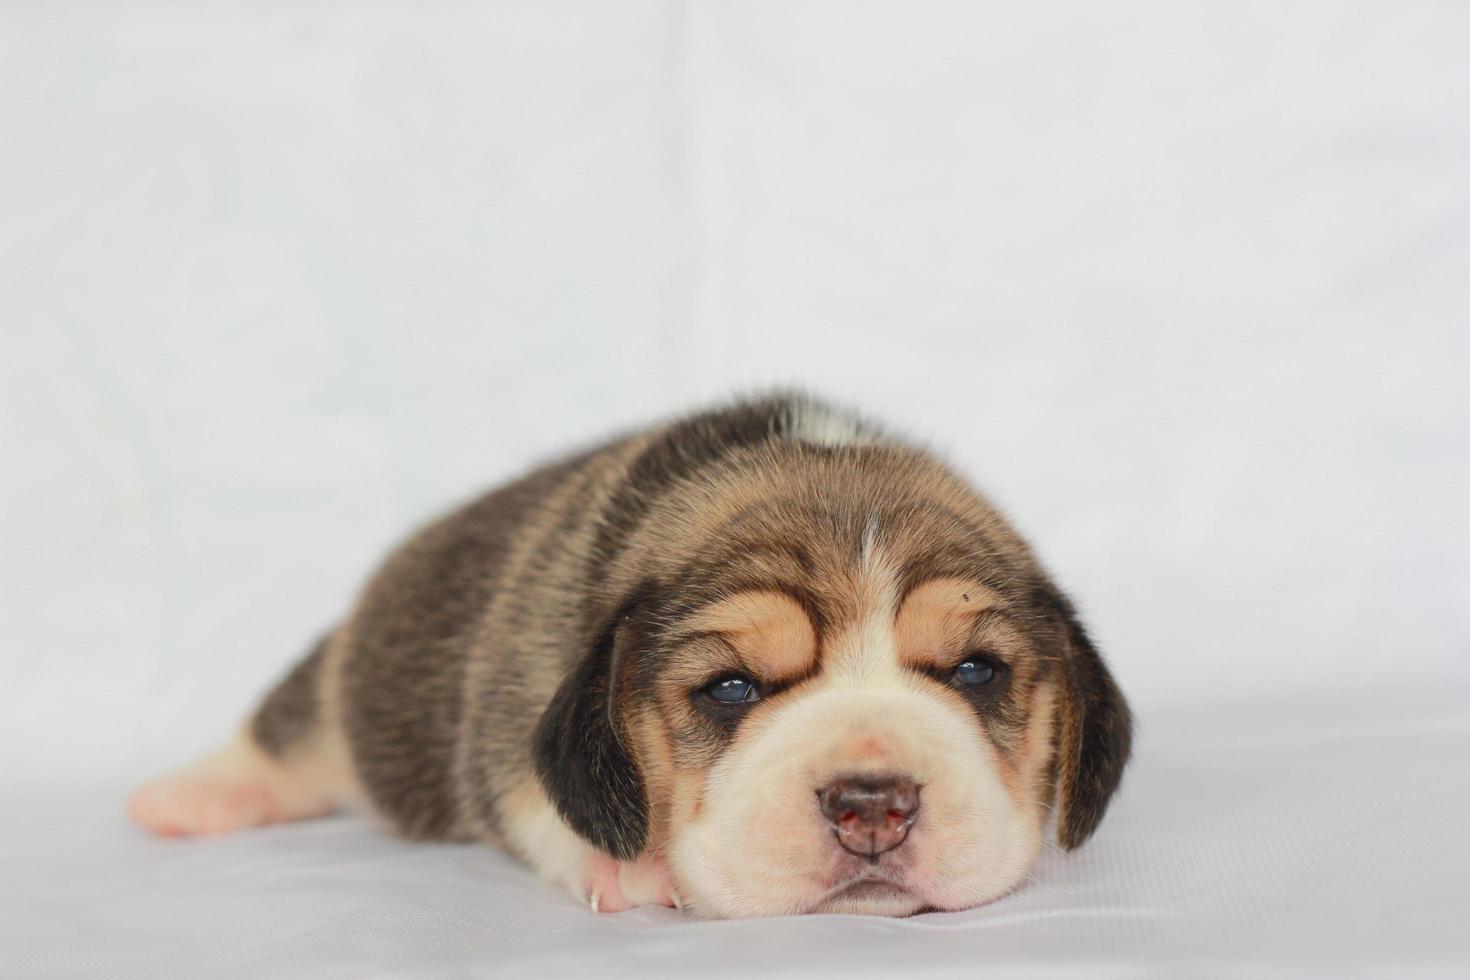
[830,879,910,901]
[820,866,917,905]
[814,874,928,916]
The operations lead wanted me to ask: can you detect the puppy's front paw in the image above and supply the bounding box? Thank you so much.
[580,852,681,913]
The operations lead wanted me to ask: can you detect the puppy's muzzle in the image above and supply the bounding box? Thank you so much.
[817,776,920,861]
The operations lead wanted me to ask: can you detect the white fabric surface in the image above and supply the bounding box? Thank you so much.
[3,1,1468,977]
[8,693,1470,979]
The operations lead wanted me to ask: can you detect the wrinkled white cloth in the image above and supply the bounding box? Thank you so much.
[3,1,1469,977]
[7,691,1469,978]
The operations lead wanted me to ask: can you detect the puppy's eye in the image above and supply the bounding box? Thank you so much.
[951,655,1001,687]
[703,674,761,705]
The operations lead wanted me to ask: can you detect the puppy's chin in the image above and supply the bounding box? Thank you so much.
[809,872,928,917]
[814,882,927,917]
[669,835,1039,919]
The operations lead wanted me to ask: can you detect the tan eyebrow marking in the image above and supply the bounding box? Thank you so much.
[683,589,817,681]
[894,577,1005,669]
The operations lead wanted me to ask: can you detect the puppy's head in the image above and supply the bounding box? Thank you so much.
[535,431,1130,917]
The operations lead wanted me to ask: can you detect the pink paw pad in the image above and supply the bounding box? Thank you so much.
[581,852,632,913]
[581,853,681,913]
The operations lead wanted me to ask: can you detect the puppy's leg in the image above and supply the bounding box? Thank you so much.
[129,636,356,837]
[498,777,681,913]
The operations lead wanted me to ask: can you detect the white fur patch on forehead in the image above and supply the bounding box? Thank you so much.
[782,399,877,448]
[859,515,875,564]
[826,536,904,684]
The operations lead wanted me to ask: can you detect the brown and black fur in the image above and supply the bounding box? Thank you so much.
[245,393,1131,868]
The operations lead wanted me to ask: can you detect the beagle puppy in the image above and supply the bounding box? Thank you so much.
[129,394,1131,917]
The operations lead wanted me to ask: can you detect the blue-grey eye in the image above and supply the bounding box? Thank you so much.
[705,675,761,705]
[951,657,999,686]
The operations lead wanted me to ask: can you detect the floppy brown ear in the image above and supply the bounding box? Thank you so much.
[1045,586,1132,850]
[531,597,649,861]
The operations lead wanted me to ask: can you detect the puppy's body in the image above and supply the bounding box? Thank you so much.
[131,395,1131,917]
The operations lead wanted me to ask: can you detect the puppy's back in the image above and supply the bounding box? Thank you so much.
[329,444,612,839]
[132,394,885,845]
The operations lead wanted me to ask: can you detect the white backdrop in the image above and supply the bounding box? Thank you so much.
[3,2,1468,977]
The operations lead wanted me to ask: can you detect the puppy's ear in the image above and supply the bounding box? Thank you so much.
[531,594,650,861]
[1044,585,1132,850]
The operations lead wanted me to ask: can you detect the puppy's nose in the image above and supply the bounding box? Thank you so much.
[817,776,920,860]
